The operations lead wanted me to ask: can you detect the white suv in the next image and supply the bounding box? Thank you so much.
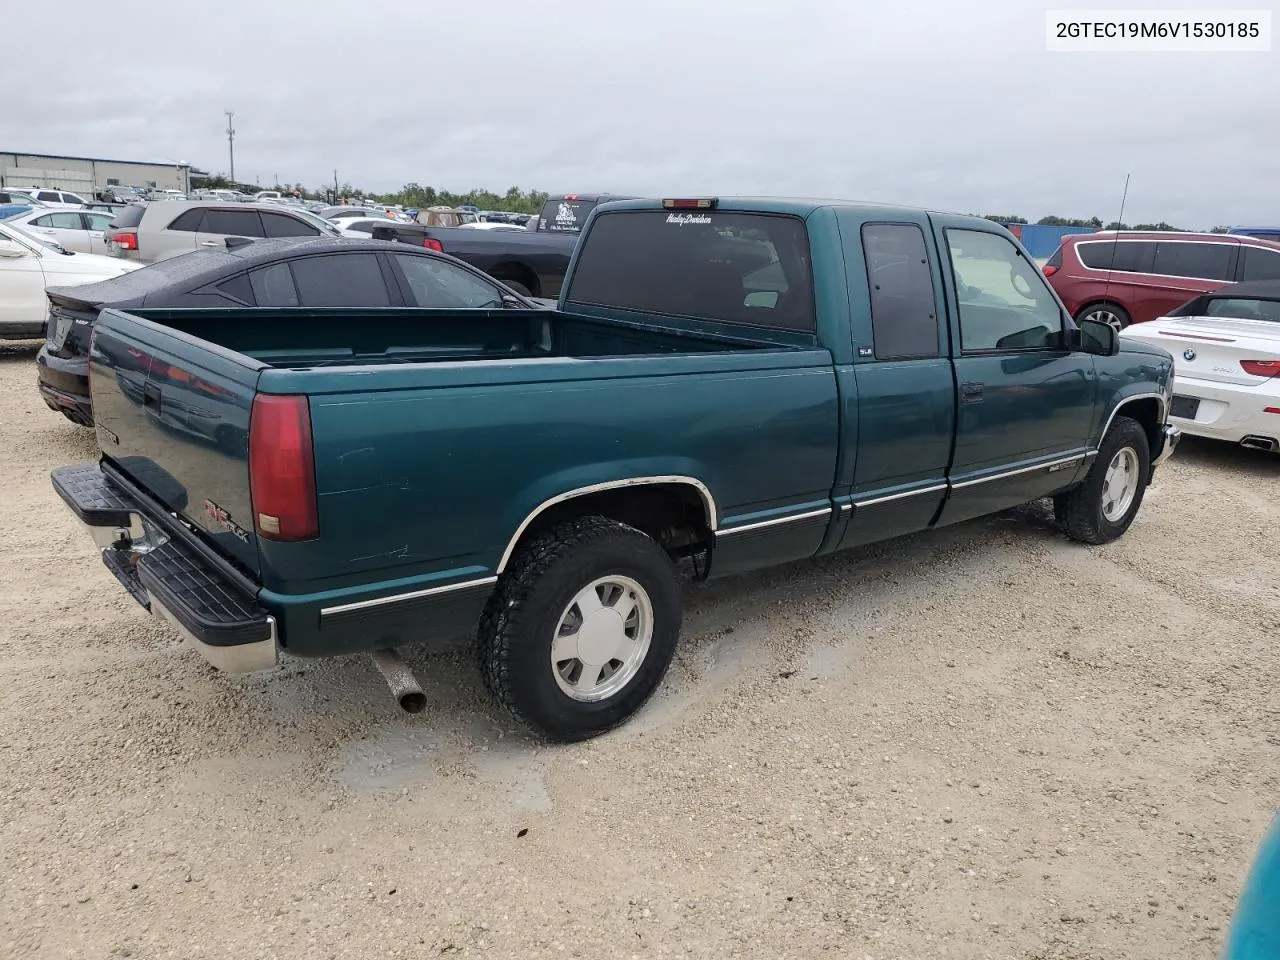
[104,200,341,263]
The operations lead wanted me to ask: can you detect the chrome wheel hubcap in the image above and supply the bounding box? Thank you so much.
[551,576,653,702]
[1102,447,1140,522]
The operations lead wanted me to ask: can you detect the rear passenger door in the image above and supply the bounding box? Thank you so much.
[932,218,1098,526]
[835,214,954,549]
[1139,240,1238,321]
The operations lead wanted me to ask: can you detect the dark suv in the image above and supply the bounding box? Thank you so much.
[1045,230,1280,330]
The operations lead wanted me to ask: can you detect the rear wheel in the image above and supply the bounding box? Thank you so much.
[477,516,681,742]
[1055,416,1150,544]
[498,279,533,297]
[1075,301,1131,332]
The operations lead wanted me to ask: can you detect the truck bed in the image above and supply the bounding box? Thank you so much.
[118,306,779,369]
[87,305,833,612]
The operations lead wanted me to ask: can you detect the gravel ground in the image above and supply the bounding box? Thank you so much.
[2,341,1277,960]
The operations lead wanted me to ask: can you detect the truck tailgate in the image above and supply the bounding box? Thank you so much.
[89,308,265,577]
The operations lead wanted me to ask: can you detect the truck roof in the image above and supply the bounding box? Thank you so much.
[593,196,991,224]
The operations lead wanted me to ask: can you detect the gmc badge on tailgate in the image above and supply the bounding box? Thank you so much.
[203,499,250,542]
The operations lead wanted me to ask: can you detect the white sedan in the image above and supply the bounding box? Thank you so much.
[7,207,118,254]
[1120,283,1280,453]
[0,220,140,339]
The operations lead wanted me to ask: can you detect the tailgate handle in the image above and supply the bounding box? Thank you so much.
[143,383,161,415]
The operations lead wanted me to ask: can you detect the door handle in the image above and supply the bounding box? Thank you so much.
[960,381,984,403]
[200,240,219,247]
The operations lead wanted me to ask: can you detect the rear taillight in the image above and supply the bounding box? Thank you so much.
[1241,360,1280,378]
[112,230,138,251]
[1042,265,1058,277]
[248,394,318,541]
[422,237,443,252]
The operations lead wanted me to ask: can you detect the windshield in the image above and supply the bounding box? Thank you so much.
[1204,297,1280,322]
[290,208,342,235]
[0,220,59,253]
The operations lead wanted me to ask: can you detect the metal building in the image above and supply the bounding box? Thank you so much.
[0,150,208,199]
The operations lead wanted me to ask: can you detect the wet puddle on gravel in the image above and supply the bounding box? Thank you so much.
[336,723,553,812]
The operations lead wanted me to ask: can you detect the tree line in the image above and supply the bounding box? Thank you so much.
[979,214,1231,233]
[196,173,550,213]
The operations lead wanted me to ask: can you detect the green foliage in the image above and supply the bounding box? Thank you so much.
[1209,225,1231,234]
[1036,215,1103,228]
[1131,221,1185,231]
[983,214,1027,224]
[377,183,549,214]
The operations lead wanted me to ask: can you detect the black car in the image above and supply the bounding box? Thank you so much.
[37,237,535,426]
[340,217,574,299]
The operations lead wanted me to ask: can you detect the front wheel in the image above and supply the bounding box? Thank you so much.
[1055,416,1151,544]
[477,516,682,742]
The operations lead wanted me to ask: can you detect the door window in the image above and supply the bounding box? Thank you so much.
[290,254,391,306]
[248,262,299,306]
[85,213,114,231]
[1150,241,1234,281]
[261,212,317,238]
[393,254,504,308]
[945,229,1062,352]
[1075,240,1155,273]
[45,212,85,229]
[1240,246,1280,282]
[861,222,939,359]
[202,209,264,237]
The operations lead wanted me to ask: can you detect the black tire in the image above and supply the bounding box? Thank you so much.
[477,516,681,742]
[1055,416,1151,545]
[1075,301,1131,332]
[498,279,533,297]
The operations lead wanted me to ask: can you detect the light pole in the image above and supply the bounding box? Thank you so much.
[224,110,235,184]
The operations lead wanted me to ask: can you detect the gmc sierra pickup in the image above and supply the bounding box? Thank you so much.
[52,196,1180,741]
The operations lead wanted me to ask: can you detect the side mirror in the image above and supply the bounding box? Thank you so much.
[1078,317,1119,356]
[0,242,27,259]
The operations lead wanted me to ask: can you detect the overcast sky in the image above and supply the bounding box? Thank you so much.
[7,0,1278,227]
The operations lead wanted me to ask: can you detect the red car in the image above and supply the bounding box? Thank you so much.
[1044,230,1280,330]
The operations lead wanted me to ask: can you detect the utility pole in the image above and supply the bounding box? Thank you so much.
[333,169,338,203]
[224,110,236,184]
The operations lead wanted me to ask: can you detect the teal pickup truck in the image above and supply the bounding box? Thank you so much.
[52,197,1180,741]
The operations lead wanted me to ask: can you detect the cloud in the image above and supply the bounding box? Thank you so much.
[3,0,1276,227]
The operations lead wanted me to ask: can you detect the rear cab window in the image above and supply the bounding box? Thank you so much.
[538,196,599,235]
[861,222,940,359]
[565,209,815,332]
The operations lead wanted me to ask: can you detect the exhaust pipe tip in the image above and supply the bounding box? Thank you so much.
[1241,435,1278,452]
[370,648,427,714]
[399,690,428,714]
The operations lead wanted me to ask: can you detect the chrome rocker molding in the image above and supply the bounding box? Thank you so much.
[950,452,1090,490]
[320,575,499,618]
[716,507,832,537]
[852,483,948,509]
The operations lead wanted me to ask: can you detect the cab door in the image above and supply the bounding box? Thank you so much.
[930,218,1097,526]
[834,212,954,548]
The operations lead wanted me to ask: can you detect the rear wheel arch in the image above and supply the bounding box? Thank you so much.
[497,478,717,574]
[487,260,539,297]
